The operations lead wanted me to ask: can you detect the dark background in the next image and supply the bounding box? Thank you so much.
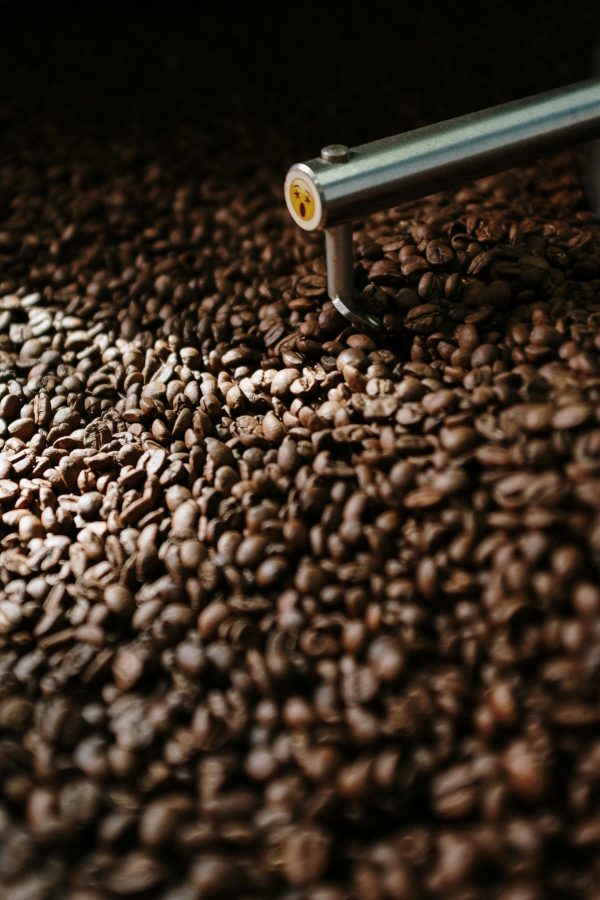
[0,1,598,172]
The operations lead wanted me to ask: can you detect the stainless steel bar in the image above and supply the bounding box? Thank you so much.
[326,223,382,335]
[284,78,600,336]
[285,78,600,232]
[325,224,354,302]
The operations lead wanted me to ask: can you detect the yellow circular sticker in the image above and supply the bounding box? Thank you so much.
[284,167,322,231]
[289,176,315,222]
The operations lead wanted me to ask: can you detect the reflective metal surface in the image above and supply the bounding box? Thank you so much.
[288,79,600,230]
[284,78,600,334]
[326,223,383,336]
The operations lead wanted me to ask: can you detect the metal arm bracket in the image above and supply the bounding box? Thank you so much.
[284,79,600,336]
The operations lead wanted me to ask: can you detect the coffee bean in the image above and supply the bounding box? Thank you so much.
[426,239,454,267]
[18,514,44,541]
[572,582,600,616]
[139,797,187,848]
[367,635,404,681]
[552,404,592,430]
[282,825,331,886]
[112,648,145,690]
[262,410,286,442]
[78,491,103,517]
[439,426,478,455]
[370,258,403,285]
[103,852,166,894]
[404,486,443,508]
[104,584,134,617]
[235,535,269,567]
[255,555,288,587]
[8,418,36,440]
[404,303,445,333]
[503,739,548,801]
[271,368,300,396]
[471,343,499,367]
[0,478,19,502]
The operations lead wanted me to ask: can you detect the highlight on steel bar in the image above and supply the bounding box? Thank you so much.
[285,78,600,334]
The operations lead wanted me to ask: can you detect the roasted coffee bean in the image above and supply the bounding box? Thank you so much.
[404,303,445,333]
[103,852,166,894]
[426,239,454,267]
[282,825,331,886]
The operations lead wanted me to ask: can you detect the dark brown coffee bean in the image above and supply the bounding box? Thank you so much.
[503,739,548,801]
[8,418,36,440]
[572,582,600,616]
[112,648,145,690]
[426,239,454,267]
[262,410,286,442]
[139,797,187,848]
[370,258,403,285]
[104,584,134,617]
[552,404,592,430]
[282,825,331,886]
[367,636,404,681]
[255,555,288,587]
[404,303,444,333]
[235,535,269,567]
[103,852,166,894]
[439,426,478,455]
[0,479,19,502]
[271,368,301,396]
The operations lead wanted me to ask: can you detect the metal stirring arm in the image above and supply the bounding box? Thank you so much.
[326,223,384,336]
[284,78,600,336]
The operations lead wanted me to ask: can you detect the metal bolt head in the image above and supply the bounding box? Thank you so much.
[321,144,350,163]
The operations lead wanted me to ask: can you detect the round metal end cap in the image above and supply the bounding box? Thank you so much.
[284,166,323,231]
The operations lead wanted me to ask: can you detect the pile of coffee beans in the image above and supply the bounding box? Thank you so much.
[1,133,600,897]
[2,5,600,895]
